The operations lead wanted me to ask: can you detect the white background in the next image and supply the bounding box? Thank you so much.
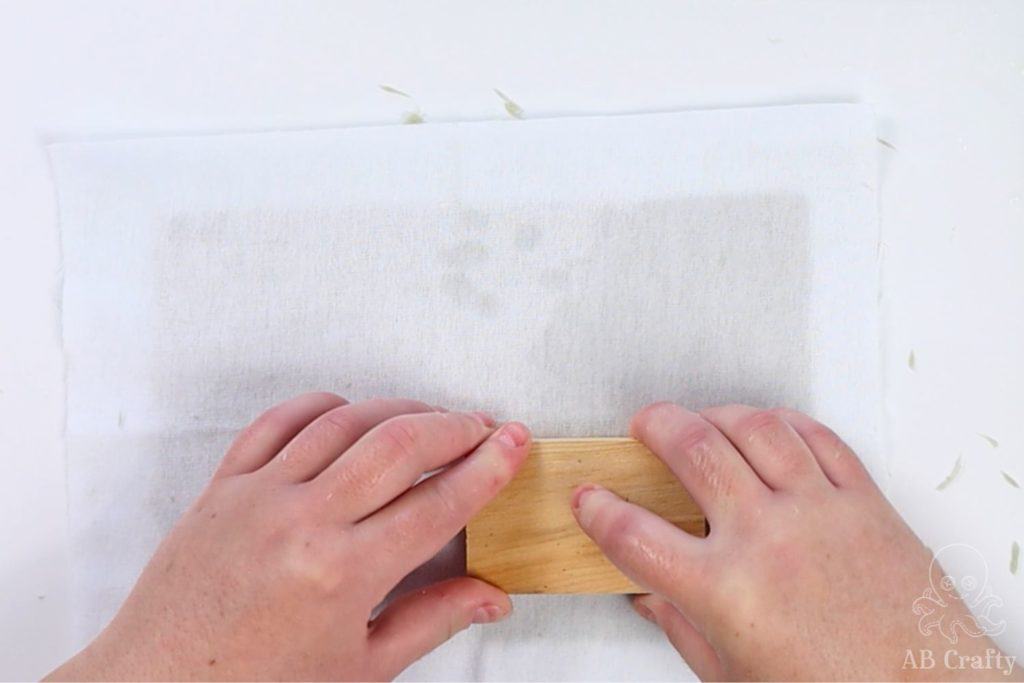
[1,1,1021,679]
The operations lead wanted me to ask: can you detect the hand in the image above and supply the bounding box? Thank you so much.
[572,403,1020,681]
[47,393,531,681]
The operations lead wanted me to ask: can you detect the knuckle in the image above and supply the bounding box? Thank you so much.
[807,422,842,448]
[739,409,787,442]
[262,493,350,592]
[642,401,679,419]
[740,411,809,468]
[228,425,258,454]
[632,401,679,436]
[428,579,459,602]
[330,463,369,501]
[595,510,659,569]
[435,412,484,447]
[331,456,390,504]
[319,406,361,440]
[376,416,422,460]
[279,528,349,595]
[669,421,716,455]
[427,474,464,520]
[248,404,293,436]
[591,503,640,544]
[671,426,736,498]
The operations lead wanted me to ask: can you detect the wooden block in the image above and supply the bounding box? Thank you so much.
[466,438,705,594]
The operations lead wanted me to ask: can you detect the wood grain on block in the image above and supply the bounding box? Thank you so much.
[466,437,705,594]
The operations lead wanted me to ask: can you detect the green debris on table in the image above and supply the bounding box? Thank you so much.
[978,433,999,448]
[936,455,963,491]
[494,88,525,119]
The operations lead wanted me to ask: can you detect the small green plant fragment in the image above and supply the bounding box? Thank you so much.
[1011,541,1020,575]
[877,137,897,151]
[936,456,963,491]
[1002,471,1020,488]
[908,350,915,370]
[379,85,424,124]
[494,88,524,119]
[379,84,412,98]
[978,433,999,448]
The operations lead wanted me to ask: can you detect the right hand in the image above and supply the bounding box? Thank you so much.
[572,402,1018,681]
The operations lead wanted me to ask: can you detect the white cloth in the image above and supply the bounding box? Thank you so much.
[50,104,881,681]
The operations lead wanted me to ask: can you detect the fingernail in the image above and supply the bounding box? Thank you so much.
[470,411,496,427]
[572,485,611,528]
[571,484,601,511]
[432,405,449,413]
[634,598,656,623]
[472,604,507,624]
[496,422,527,448]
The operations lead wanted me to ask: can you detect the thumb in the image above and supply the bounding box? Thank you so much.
[571,484,708,611]
[369,577,511,677]
[634,594,724,681]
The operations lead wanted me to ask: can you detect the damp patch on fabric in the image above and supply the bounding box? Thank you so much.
[152,194,813,436]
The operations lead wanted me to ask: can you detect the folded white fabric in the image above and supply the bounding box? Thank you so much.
[50,104,881,681]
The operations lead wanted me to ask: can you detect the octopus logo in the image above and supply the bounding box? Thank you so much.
[912,543,1006,644]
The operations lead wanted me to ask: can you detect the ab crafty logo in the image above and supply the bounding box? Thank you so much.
[903,543,1015,677]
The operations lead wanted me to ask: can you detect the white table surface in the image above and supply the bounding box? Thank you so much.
[1,2,1022,679]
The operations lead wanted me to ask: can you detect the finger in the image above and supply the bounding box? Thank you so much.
[772,408,874,489]
[572,484,710,619]
[369,577,510,679]
[634,594,725,681]
[312,410,497,522]
[630,402,767,525]
[700,404,830,493]
[266,398,434,482]
[357,422,531,595]
[215,392,347,479]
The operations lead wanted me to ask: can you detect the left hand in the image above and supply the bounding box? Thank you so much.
[46,393,531,681]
